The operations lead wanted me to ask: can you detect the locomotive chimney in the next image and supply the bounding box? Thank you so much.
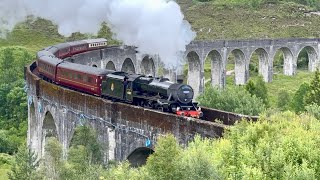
[177,75,184,84]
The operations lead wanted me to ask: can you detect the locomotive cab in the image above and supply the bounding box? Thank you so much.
[102,72,140,102]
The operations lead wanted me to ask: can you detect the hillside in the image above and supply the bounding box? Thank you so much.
[178,0,320,40]
[0,1,319,50]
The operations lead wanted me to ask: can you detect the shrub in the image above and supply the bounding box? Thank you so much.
[305,69,320,106]
[277,89,291,110]
[305,103,320,120]
[0,153,13,166]
[198,86,265,116]
[290,82,310,113]
[212,112,320,179]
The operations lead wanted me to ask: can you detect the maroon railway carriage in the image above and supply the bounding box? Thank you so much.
[37,55,60,81]
[37,54,114,96]
[56,63,113,96]
[37,38,110,95]
[47,39,108,59]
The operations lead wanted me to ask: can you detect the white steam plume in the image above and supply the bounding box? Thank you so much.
[0,0,196,69]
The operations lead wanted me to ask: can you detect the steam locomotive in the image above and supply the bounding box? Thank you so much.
[36,38,203,118]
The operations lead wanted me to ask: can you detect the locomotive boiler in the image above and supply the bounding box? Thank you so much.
[102,72,202,118]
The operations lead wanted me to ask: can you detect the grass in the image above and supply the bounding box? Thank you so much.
[179,1,320,40]
[265,70,313,107]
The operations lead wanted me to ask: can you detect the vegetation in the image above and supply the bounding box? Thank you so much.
[277,89,291,110]
[305,69,320,106]
[11,112,320,179]
[290,82,310,112]
[245,76,269,107]
[0,47,33,179]
[197,86,265,115]
[193,0,320,10]
[183,0,320,40]
[8,145,39,180]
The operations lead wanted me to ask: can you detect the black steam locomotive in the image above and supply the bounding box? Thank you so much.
[37,38,202,118]
[102,72,203,118]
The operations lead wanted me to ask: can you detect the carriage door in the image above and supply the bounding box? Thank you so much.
[125,82,133,102]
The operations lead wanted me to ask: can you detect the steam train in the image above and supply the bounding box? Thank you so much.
[36,38,203,118]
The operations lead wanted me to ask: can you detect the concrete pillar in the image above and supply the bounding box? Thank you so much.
[222,48,228,88]
[108,128,116,161]
[186,51,201,98]
[257,49,270,82]
[100,60,105,69]
[208,50,224,88]
[233,50,246,85]
[307,46,319,72]
[282,48,296,76]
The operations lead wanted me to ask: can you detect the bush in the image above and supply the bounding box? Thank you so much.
[305,69,320,106]
[277,89,291,110]
[145,134,182,180]
[290,82,310,113]
[305,103,320,120]
[0,153,13,166]
[198,86,265,116]
[212,112,320,179]
[245,76,269,107]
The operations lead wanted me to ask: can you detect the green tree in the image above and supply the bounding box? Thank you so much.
[245,76,269,107]
[70,126,102,164]
[177,136,221,179]
[8,145,39,180]
[253,76,269,106]
[101,162,140,180]
[245,79,256,95]
[6,85,28,127]
[97,22,120,45]
[0,47,33,129]
[213,112,320,179]
[290,82,310,113]
[277,89,291,110]
[198,86,265,116]
[40,137,63,179]
[66,32,92,41]
[305,69,320,106]
[145,134,182,180]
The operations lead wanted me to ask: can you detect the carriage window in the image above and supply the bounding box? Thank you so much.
[83,75,87,82]
[77,74,82,80]
[88,77,93,83]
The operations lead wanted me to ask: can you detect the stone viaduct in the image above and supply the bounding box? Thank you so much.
[26,62,225,166]
[69,38,320,98]
[26,38,319,166]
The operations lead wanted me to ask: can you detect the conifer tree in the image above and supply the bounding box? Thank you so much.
[245,79,256,96]
[97,22,120,45]
[8,145,39,180]
[254,76,269,106]
[290,82,310,113]
[305,69,320,106]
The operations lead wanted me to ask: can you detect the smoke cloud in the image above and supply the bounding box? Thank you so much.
[0,0,196,68]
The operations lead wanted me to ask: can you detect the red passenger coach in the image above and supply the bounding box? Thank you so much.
[56,63,113,96]
[37,56,60,81]
[51,39,108,59]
